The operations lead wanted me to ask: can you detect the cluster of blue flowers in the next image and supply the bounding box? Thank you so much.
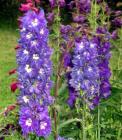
[16,10,53,137]
[67,29,111,109]
[69,36,100,109]
[96,27,111,99]
[59,1,111,110]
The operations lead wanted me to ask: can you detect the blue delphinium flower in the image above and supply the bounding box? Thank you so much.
[63,52,78,108]
[19,102,51,137]
[69,33,111,109]
[79,0,91,13]
[49,0,56,8]
[95,27,111,98]
[69,36,100,109]
[17,9,53,137]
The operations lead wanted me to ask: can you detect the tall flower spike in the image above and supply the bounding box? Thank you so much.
[69,33,111,109]
[70,36,100,109]
[95,27,111,99]
[17,9,53,137]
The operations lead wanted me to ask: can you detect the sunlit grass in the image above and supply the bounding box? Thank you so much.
[0,28,19,110]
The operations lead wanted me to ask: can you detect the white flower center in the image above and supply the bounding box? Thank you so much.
[76,55,81,59]
[33,54,39,60]
[40,122,47,130]
[40,29,44,35]
[21,28,26,32]
[22,96,29,103]
[25,65,32,73]
[31,18,39,27]
[23,50,29,55]
[26,33,32,39]
[76,83,81,90]
[31,40,38,46]
[84,80,89,86]
[26,118,32,127]
[90,43,95,48]
[79,42,84,49]
[88,67,93,72]
[91,86,95,93]
[39,68,44,75]
[77,69,82,75]
[83,51,89,56]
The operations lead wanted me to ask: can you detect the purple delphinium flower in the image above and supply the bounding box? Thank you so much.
[69,33,111,109]
[96,27,111,99]
[60,25,73,44]
[49,0,56,8]
[58,0,66,7]
[70,0,91,25]
[73,15,86,23]
[47,12,55,23]
[19,103,51,137]
[17,9,53,137]
[112,17,122,28]
[63,52,78,108]
[111,30,118,40]
[79,0,91,13]
[69,36,100,109]
[35,116,51,137]
[98,44,111,98]
[66,72,78,108]
[19,106,35,135]
[67,1,75,9]
[67,86,78,108]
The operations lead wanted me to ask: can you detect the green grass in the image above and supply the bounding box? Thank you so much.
[0,27,18,111]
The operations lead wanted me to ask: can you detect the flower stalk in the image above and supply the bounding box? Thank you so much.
[53,3,61,140]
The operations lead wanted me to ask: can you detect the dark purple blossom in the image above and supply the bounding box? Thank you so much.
[58,0,66,7]
[47,12,55,23]
[111,30,118,40]
[49,0,56,8]
[73,15,86,23]
[95,27,111,99]
[60,25,72,34]
[79,0,91,13]
[67,86,77,108]
[63,51,77,108]
[112,17,122,28]
[67,1,75,9]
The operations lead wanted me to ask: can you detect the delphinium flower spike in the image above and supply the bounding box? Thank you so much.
[95,27,111,99]
[16,4,53,137]
[70,36,100,109]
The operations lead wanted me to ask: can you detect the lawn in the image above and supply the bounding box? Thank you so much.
[0,27,18,110]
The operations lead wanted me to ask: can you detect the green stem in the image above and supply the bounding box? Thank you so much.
[82,98,86,140]
[117,28,122,140]
[98,105,101,140]
[53,4,61,140]
[94,0,97,31]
